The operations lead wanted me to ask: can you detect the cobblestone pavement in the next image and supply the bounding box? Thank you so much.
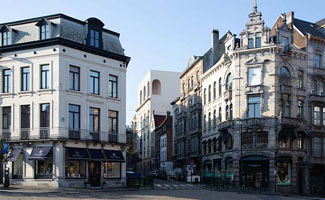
[0,185,311,200]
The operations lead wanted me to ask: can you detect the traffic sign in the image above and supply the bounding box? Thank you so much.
[2,142,9,154]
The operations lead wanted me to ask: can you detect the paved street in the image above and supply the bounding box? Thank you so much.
[0,181,314,200]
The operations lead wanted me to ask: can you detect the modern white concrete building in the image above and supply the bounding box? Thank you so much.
[0,14,130,188]
[134,70,180,174]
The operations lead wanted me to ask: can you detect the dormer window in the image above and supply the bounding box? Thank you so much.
[248,37,254,49]
[36,18,54,40]
[255,33,261,48]
[2,31,11,46]
[40,24,50,40]
[90,29,99,48]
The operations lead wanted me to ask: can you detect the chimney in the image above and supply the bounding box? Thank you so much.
[286,11,294,25]
[212,29,219,65]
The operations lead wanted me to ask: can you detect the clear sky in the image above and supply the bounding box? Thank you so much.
[1,0,325,125]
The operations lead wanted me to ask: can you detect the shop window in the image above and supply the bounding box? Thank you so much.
[214,161,221,177]
[103,162,121,178]
[277,162,291,185]
[35,153,53,179]
[225,159,233,177]
[65,159,86,178]
[12,154,23,179]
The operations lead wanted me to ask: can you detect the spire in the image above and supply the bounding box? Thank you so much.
[253,0,257,12]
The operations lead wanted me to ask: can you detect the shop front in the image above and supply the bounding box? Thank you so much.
[241,155,269,188]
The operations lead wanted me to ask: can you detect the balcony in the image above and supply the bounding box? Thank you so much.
[313,66,325,77]
[218,120,233,130]
[280,85,293,94]
[309,94,325,103]
[224,90,232,101]
[278,117,306,127]
[240,118,266,128]
[245,85,263,95]
[5,128,126,144]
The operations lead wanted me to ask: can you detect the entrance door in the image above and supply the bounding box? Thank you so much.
[242,160,269,189]
[88,161,101,187]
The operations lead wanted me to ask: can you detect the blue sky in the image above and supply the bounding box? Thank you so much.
[1,0,325,125]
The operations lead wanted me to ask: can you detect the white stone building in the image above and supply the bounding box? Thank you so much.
[0,14,130,188]
[134,70,180,174]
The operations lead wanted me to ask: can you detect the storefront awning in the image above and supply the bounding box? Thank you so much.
[29,147,52,160]
[104,150,125,162]
[7,148,22,161]
[88,149,105,160]
[67,147,89,160]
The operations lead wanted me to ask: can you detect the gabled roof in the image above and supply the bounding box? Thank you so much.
[293,18,325,39]
[153,114,166,128]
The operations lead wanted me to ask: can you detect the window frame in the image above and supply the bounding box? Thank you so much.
[247,67,261,86]
[2,31,11,46]
[40,103,50,128]
[40,65,50,89]
[89,70,100,95]
[248,96,261,118]
[108,75,118,98]
[21,67,30,91]
[69,104,80,131]
[3,69,11,93]
[108,110,118,134]
[69,66,80,91]
[89,107,100,133]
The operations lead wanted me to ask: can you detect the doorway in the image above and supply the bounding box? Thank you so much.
[88,161,101,187]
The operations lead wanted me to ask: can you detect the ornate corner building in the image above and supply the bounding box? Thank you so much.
[199,1,325,195]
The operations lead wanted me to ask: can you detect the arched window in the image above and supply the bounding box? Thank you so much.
[213,81,216,100]
[208,112,211,130]
[280,66,290,86]
[218,107,222,122]
[219,78,222,96]
[226,105,229,120]
[152,79,161,95]
[226,73,232,90]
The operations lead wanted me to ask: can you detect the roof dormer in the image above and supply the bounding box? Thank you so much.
[0,25,16,46]
[36,18,55,40]
[85,18,104,49]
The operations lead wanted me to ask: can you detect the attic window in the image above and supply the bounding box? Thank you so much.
[90,29,99,48]
[2,31,11,46]
[40,24,50,40]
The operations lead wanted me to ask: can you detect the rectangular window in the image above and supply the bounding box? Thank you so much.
[40,24,50,40]
[108,110,118,133]
[21,105,30,129]
[248,96,261,118]
[248,38,254,49]
[89,107,100,133]
[69,66,80,91]
[313,137,322,157]
[103,162,121,178]
[108,75,118,98]
[2,31,11,46]
[21,67,30,91]
[40,104,50,127]
[255,37,261,48]
[277,162,291,185]
[35,153,53,179]
[298,71,304,89]
[2,107,11,130]
[248,67,261,86]
[65,159,86,179]
[90,70,100,95]
[69,104,80,130]
[90,30,99,48]
[314,106,321,125]
[3,69,11,93]
[314,53,322,68]
[41,65,50,89]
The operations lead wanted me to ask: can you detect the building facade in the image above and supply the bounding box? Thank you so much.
[0,14,130,188]
[200,2,320,195]
[134,70,180,175]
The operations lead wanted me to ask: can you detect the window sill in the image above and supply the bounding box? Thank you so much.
[88,93,103,98]
[67,90,82,94]
[37,89,53,93]
[106,97,120,101]
[18,91,33,94]
[0,92,14,97]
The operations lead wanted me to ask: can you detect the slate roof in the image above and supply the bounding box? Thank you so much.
[0,13,125,56]
[293,18,325,39]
